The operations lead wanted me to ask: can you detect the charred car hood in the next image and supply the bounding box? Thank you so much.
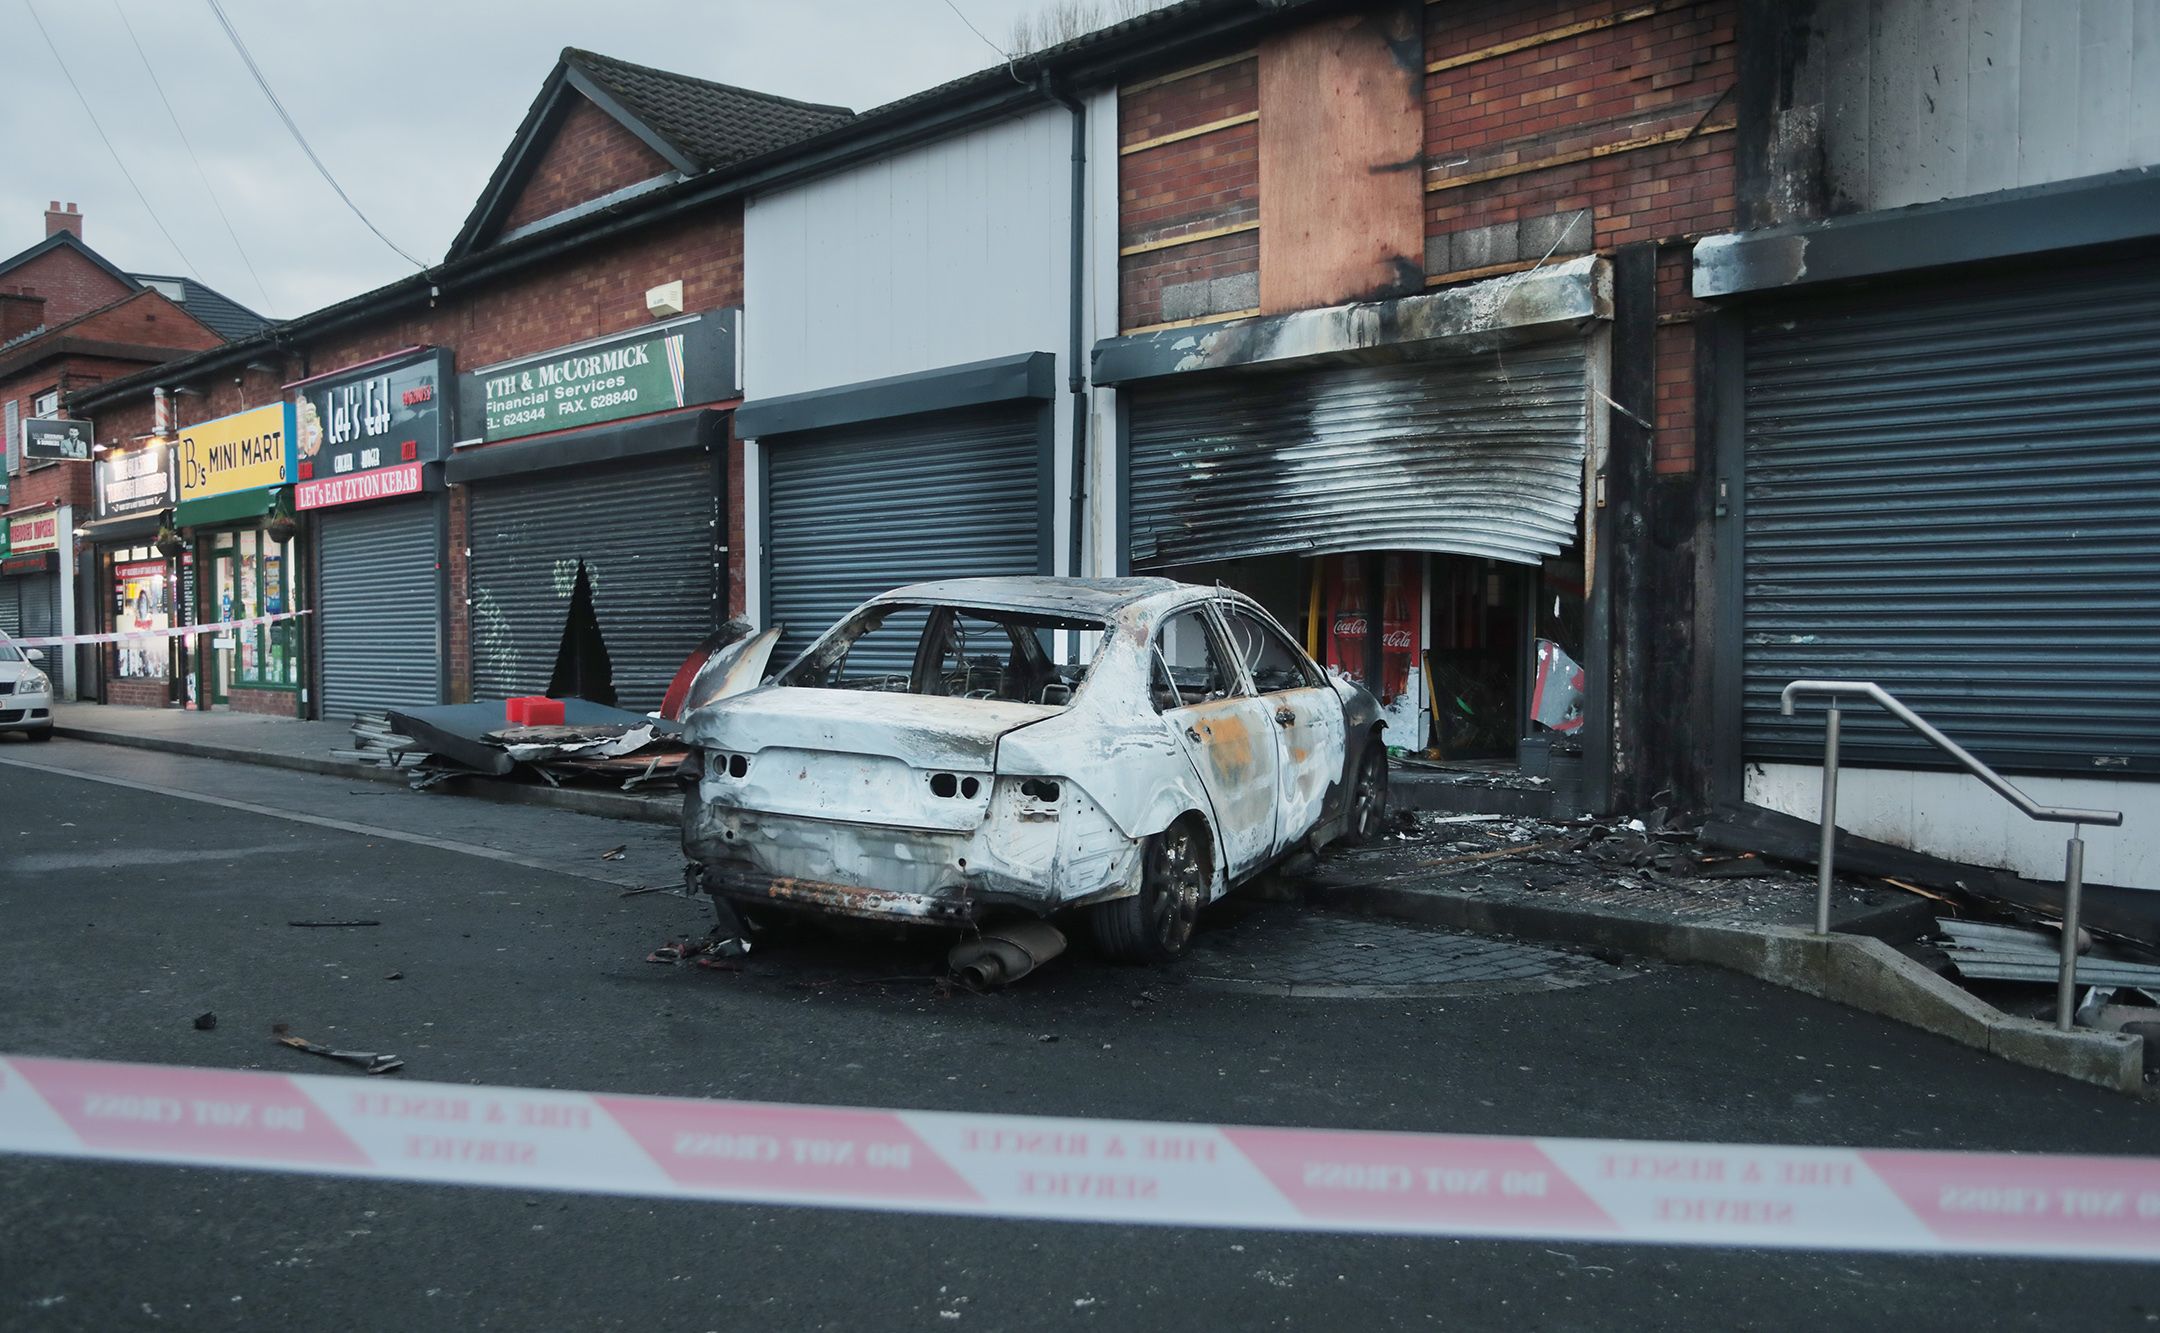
[683,687,1062,771]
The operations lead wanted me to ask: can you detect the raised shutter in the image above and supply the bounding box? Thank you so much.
[467,451,719,710]
[316,497,443,719]
[1741,255,2160,777]
[1126,345,1589,570]
[763,403,1042,671]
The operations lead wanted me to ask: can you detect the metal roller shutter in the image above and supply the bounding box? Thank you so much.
[1741,256,2160,777]
[316,498,443,720]
[764,403,1042,670]
[1126,345,1589,570]
[0,579,18,637]
[18,573,58,645]
[468,452,719,710]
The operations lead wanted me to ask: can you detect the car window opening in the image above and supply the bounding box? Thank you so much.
[781,603,1110,707]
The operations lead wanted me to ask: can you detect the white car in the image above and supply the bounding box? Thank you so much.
[681,577,1388,962]
[0,632,54,741]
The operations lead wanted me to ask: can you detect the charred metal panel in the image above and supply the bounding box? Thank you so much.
[761,403,1044,670]
[1740,253,2160,778]
[466,451,721,710]
[1092,255,1608,385]
[1125,342,1589,569]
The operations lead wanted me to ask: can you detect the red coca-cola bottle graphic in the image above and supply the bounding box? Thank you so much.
[1379,555,1417,704]
[1328,556,1369,685]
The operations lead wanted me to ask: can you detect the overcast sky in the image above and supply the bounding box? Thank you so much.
[1,0,1071,320]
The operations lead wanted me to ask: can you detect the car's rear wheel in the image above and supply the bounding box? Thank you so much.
[1338,741,1388,846]
[1091,819,1209,963]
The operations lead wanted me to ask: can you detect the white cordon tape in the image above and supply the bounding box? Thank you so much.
[11,609,310,649]
[2,1055,2156,1259]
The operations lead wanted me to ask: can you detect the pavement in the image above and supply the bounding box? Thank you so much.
[2,737,2159,1330]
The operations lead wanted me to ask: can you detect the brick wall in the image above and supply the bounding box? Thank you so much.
[1117,56,1260,331]
[105,679,169,707]
[499,95,674,234]
[1423,0,1738,476]
[4,246,133,326]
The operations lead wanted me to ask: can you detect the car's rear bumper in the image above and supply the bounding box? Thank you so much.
[682,792,1143,928]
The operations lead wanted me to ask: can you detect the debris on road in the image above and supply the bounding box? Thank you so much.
[948,920,1067,988]
[288,919,381,928]
[191,1012,217,1031]
[270,1024,404,1075]
[384,971,403,981]
[647,933,751,966]
[600,845,627,861]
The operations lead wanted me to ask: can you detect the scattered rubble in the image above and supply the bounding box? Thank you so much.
[191,1012,216,1031]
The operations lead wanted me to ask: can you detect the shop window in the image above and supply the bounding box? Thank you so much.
[217,527,300,690]
[110,546,173,679]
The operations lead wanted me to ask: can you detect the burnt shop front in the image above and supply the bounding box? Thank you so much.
[292,348,452,720]
[451,313,736,711]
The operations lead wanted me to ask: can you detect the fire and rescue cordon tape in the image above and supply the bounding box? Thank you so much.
[1,1054,2154,1260]
[9,609,310,649]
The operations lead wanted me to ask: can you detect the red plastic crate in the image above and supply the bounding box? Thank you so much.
[506,696,564,726]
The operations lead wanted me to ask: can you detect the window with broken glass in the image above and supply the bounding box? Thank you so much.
[780,603,1105,707]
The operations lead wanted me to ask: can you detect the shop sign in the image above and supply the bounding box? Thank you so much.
[459,313,736,446]
[95,438,178,519]
[7,509,60,556]
[177,403,295,503]
[295,459,425,511]
[293,349,451,502]
[22,416,92,462]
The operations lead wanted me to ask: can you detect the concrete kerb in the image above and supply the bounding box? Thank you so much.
[1314,882,2147,1097]
[49,723,679,827]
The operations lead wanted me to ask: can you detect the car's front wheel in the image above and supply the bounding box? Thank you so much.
[1090,820,1209,963]
[1338,741,1388,846]
[24,728,51,743]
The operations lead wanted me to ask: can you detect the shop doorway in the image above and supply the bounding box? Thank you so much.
[208,543,237,708]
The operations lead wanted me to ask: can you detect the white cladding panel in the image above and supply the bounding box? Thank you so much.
[1805,0,2160,212]
[1747,763,2160,892]
[744,106,1073,397]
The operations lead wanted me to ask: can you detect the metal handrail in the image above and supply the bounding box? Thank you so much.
[1779,680,2125,1031]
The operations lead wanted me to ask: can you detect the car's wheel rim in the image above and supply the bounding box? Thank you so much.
[1352,753,1385,837]
[1150,827,1204,952]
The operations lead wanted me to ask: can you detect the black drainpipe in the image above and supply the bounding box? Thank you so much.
[1038,77,1089,589]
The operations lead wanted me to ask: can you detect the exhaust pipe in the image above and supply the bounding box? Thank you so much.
[949,920,1067,988]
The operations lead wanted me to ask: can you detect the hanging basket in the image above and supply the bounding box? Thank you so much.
[154,515,185,559]
[264,489,300,544]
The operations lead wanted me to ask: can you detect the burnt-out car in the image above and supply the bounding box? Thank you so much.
[680,577,1386,962]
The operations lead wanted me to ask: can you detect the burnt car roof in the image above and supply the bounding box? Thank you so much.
[870,576,1200,620]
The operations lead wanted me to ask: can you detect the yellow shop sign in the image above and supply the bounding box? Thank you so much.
[178,403,296,502]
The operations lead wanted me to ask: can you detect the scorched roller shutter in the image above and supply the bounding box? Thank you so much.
[1740,255,2160,777]
[467,451,721,711]
[315,497,443,719]
[763,403,1044,672]
[1125,344,1590,570]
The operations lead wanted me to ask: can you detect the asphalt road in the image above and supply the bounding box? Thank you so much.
[1,739,2156,1331]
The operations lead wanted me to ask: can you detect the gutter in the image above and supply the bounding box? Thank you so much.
[1037,76,1090,589]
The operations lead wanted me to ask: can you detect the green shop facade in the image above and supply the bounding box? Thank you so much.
[172,400,305,715]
